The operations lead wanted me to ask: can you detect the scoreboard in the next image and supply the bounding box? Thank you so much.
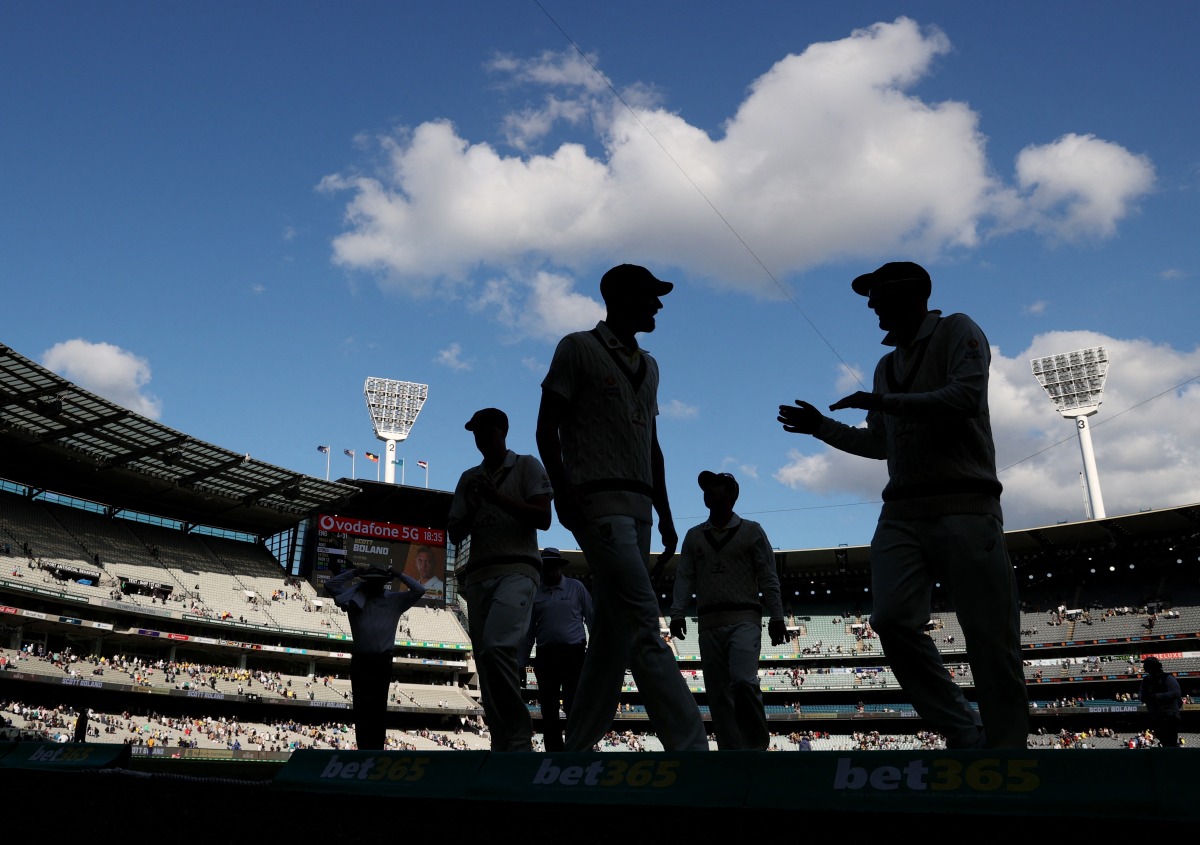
[312,513,448,606]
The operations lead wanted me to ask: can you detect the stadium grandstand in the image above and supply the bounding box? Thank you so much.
[1,341,1196,829]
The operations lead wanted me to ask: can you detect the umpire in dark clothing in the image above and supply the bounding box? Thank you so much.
[521,548,594,751]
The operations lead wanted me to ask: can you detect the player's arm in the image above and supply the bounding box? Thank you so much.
[446,473,475,546]
[389,570,426,614]
[650,419,677,563]
[779,398,887,460]
[668,534,695,640]
[751,525,789,645]
[522,493,554,530]
[518,604,537,669]
[483,459,553,530]
[323,567,356,599]
[536,390,583,532]
[389,570,426,597]
[579,580,595,633]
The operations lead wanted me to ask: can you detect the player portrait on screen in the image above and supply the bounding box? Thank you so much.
[408,545,445,598]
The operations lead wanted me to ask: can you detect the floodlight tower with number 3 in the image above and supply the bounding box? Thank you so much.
[1030,346,1110,519]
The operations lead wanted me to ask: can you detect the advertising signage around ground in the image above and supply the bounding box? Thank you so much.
[312,513,447,607]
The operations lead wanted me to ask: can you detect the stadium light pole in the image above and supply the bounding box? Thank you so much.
[1030,346,1109,519]
[364,378,428,485]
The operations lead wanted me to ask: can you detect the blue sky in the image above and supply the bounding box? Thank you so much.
[3,2,1198,554]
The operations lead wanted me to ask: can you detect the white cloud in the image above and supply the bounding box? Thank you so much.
[1160,268,1184,280]
[251,283,266,294]
[835,363,868,394]
[41,339,163,419]
[773,331,1200,528]
[520,356,544,373]
[1011,133,1156,240]
[487,50,611,94]
[435,343,471,371]
[500,96,593,152]
[470,277,519,326]
[486,50,662,152]
[662,399,699,420]
[715,457,758,482]
[323,18,1154,312]
[468,270,603,342]
[774,441,888,499]
[520,271,605,340]
[1024,300,1048,316]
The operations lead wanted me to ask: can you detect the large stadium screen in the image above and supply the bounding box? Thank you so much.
[312,513,447,607]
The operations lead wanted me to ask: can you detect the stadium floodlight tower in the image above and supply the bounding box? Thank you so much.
[1030,345,1109,519]
[364,377,428,485]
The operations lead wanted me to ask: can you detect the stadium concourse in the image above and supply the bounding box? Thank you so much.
[0,341,1197,829]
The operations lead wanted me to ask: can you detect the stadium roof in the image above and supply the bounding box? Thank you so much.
[3,342,1197,559]
[611,502,1200,583]
[0,343,360,536]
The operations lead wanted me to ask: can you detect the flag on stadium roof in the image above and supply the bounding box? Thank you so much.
[392,458,403,466]
[365,452,379,463]
[344,449,355,458]
[317,445,330,453]
[417,460,428,469]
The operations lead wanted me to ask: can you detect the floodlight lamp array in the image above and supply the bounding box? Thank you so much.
[364,377,428,440]
[1030,346,1109,415]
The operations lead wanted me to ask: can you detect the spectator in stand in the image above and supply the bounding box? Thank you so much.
[324,564,424,750]
[1139,656,1183,747]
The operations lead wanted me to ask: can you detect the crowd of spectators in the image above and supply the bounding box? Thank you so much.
[3,692,1195,752]
[0,697,489,753]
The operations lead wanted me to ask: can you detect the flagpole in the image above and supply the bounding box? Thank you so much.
[326,449,330,481]
[376,461,380,482]
[424,463,429,489]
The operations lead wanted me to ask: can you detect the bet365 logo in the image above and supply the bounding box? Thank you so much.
[533,758,680,788]
[319,754,429,782]
[27,747,96,763]
[833,757,1040,792]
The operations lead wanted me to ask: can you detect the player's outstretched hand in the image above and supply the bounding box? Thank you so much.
[769,619,789,646]
[669,618,687,641]
[777,400,824,435]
